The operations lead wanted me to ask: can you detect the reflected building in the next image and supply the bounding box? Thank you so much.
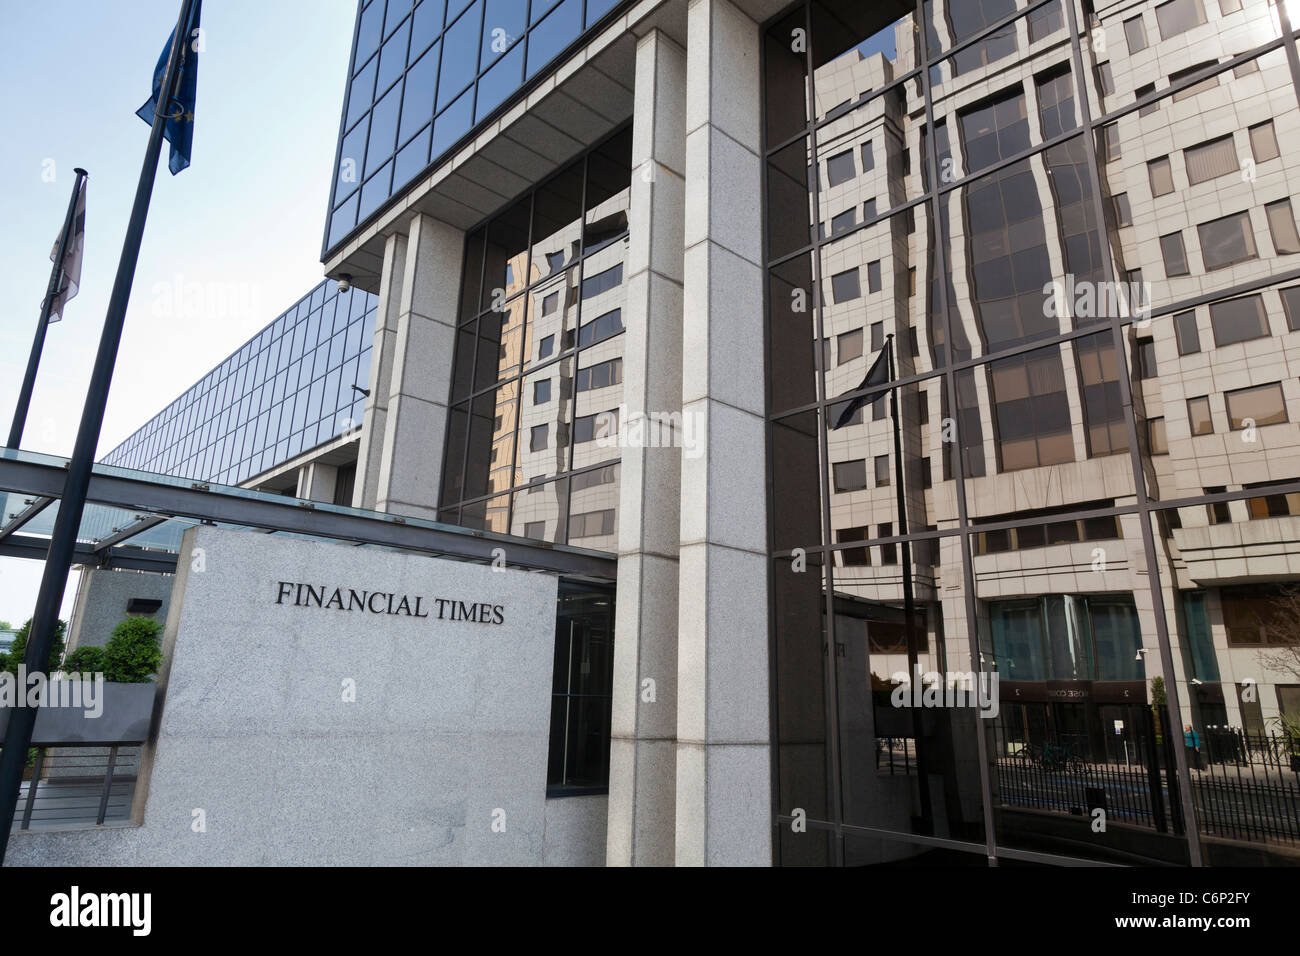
[93,0,1300,866]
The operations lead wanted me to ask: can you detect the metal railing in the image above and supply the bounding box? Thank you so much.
[4,745,139,830]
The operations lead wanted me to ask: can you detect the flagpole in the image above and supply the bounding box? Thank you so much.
[0,0,197,863]
[7,168,89,450]
[886,334,932,832]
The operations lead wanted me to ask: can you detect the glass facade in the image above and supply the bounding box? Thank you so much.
[438,126,630,549]
[764,0,1300,866]
[324,0,628,256]
[102,280,378,486]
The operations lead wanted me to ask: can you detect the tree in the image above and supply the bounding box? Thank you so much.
[1252,586,1300,743]
[1,617,66,676]
[102,617,163,683]
[62,645,107,675]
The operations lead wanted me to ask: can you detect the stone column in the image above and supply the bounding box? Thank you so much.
[606,28,687,868]
[352,231,407,511]
[353,214,465,518]
[296,461,338,503]
[675,0,771,867]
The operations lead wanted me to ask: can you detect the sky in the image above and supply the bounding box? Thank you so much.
[0,0,357,627]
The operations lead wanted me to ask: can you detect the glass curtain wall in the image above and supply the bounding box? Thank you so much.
[102,280,377,486]
[439,126,630,551]
[764,0,1300,866]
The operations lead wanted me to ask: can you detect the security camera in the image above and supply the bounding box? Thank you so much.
[337,273,352,292]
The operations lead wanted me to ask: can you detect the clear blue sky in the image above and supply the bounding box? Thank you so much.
[0,0,357,626]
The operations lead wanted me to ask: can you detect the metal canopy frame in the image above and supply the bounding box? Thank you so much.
[0,451,618,582]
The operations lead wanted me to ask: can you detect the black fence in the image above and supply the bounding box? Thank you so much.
[3,745,139,831]
[984,718,1300,847]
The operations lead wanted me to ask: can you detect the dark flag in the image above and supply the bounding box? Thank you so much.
[136,0,202,174]
[46,177,86,323]
[831,346,890,429]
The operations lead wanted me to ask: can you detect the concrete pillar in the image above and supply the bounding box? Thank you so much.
[296,461,338,503]
[353,214,465,517]
[675,0,770,867]
[606,28,687,868]
[372,214,465,518]
[353,231,407,511]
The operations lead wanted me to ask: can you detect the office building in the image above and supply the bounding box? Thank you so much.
[12,0,1300,866]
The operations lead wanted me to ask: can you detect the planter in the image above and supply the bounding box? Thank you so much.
[0,681,156,746]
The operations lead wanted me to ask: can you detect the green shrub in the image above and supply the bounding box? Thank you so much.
[62,645,107,675]
[2,617,66,676]
[102,617,163,683]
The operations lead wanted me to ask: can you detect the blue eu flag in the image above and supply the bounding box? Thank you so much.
[136,0,202,175]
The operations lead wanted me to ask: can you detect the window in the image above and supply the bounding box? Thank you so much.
[538,334,555,360]
[833,459,868,492]
[1096,62,1114,96]
[1136,82,1159,117]
[1245,480,1300,519]
[1112,192,1132,226]
[838,329,863,364]
[878,523,897,564]
[863,198,877,220]
[1187,396,1213,435]
[870,322,884,351]
[1250,121,1280,163]
[973,503,1123,555]
[1174,310,1201,354]
[1028,0,1064,41]
[1148,417,1168,454]
[837,527,870,566]
[579,309,624,347]
[530,424,549,451]
[1124,15,1148,53]
[1280,286,1300,331]
[571,465,616,491]
[874,454,890,486]
[861,141,874,171]
[547,586,615,791]
[1155,0,1206,40]
[1101,123,1121,162]
[831,268,861,303]
[581,264,623,299]
[1136,339,1157,379]
[830,209,855,235]
[1234,59,1259,78]
[1205,486,1231,525]
[1184,135,1237,186]
[575,357,623,392]
[1223,585,1300,645]
[826,149,856,187]
[1170,61,1218,102]
[570,509,615,538]
[574,408,619,443]
[1209,294,1269,346]
[1076,332,1128,457]
[1148,156,1174,197]
[959,88,1032,176]
[1198,211,1257,271]
[524,520,545,539]
[534,379,551,404]
[1160,232,1189,277]
[1218,0,1242,12]
[542,291,559,315]
[1266,199,1300,255]
[921,457,933,488]
[867,260,882,293]
[1225,382,1287,429]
